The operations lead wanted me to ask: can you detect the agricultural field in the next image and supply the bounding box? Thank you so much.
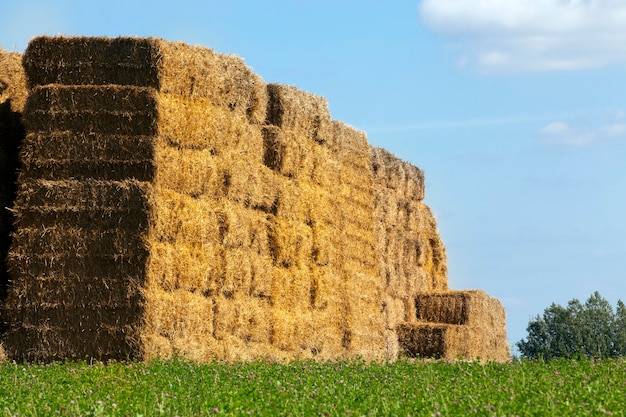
[0,358,624,416]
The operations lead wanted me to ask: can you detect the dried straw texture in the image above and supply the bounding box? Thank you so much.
[5,37,386,363]
[22,36,267,124]
[371,147,448,358]
[4,36,274,362]
[0,49,27,111]
[0,48,26,329]
[397,290,510,362]
[262,84,384,361]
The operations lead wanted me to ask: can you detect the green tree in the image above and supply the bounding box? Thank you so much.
[580,291,614,357]
[517,292,625,360]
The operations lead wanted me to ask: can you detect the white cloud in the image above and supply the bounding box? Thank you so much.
[538,119,626,147]
[418,0,626,72]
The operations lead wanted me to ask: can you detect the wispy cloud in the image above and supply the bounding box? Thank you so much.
[418,0,626,72]
[368,113,558,134]
[367,108,619,134]
[538,119,626,147]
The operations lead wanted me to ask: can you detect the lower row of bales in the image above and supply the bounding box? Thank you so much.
[0,36,510,362]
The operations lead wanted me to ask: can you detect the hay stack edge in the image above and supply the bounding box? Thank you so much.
[0,37,510,363]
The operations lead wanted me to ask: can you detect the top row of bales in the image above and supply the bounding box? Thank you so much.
[1,36,483,363]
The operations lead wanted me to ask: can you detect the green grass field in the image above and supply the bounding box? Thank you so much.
[0,358,624,416]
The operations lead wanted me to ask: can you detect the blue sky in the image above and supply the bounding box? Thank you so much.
[2,0,625,352]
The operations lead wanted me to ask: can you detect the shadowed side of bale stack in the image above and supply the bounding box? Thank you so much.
[0,48,27,360]
[5,38,160,361]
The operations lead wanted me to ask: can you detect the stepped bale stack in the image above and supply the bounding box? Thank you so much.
[1,36,509,363]
[371,147,449,357]
[397,291,510,362]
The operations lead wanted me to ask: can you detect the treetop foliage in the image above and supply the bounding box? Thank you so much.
[517,291,626,360]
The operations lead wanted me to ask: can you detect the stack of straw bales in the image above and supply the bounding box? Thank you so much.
[3,36,385,362]
[2,36,509,363]
[0,48,27,335]
[371,147,449,357]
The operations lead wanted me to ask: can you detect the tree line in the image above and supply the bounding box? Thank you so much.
[517,291,626,360]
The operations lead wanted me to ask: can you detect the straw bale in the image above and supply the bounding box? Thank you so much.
[152,146,223,196]
[26,85,156,114]
[261,126,317,179]
[222,249,275,297]
[331,121,371,176]
[384,329,400,360]
[268,218,313,268]
[337,272,379,331]
[396,324,456,359]
[141,287,214,354]
[141,285,217,360]
[382,295,406,330]
[266,84,333,143]
[11,226,146,257]
[261,126,339,186]
[3,325,141,363]
[19,132,155,180]
[24,86,266,146]
[147,241,223,293]
[271,306,314,355]
[14,179,150,209]
[24,86,260,150]
[310,220,338,267]
[309,311,348,360]
[396,323,470,360]
[152,146,276,206]
[149,190,221,244]
[10,304,141,332]
[20,160,156,182]
[371,147,425,201]
[415,290,507,329]
[0,48,27,112]
[223,160,280,211]
[220,201,271,253]
[230,294,273,344]
[210,294,238,341]
[12,180,151,231]
[155,94,265,154]
[7,272,143,308]
[308,267,342,310]
[7,252,147,281]
[271,266,313,310]
[23,37,267,123]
